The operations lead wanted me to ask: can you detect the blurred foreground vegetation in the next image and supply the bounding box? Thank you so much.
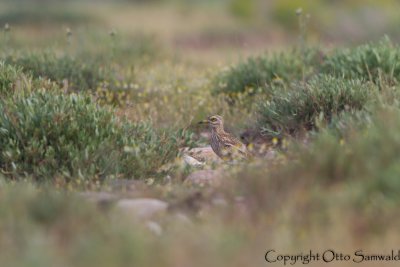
[1,1,400,266]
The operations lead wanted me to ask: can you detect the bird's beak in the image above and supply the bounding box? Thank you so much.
[198,120,208,125]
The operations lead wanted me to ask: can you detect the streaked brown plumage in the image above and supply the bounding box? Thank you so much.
[199,115,248,160]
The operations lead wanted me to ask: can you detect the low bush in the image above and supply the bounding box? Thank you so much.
[258,75,375,137]
[214,48,321,97]
[298,108,400,199]
[216,38,400,101]
[0,91,185,182]
[0,61,26,97]
[322,37,400,85]
[4,52,109,91]
[219,108,400,233]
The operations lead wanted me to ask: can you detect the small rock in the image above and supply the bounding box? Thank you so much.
[185,146,221,163]
[173,212,192,225]
[116,198,168,219]
[183,154,205,167]
[146,221,163,236]
[185,169,222,186]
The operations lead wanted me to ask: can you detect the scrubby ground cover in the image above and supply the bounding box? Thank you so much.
[1,1,400,266]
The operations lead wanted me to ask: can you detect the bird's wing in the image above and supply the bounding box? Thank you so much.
[222,135,248,157]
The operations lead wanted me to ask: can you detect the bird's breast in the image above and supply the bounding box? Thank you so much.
[210,132,221,156]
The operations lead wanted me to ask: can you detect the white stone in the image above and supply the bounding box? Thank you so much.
[116,198,168,219]
[186,146,221,163]
[183,154,205,167]
[146,221,163,236]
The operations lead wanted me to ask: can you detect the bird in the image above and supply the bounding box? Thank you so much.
[198,115,249,161]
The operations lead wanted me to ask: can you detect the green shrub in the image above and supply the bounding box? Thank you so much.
[258,75,375,137]
[215,38,400,101]
[4,52,108,91]
[325,109,373,139]
[214,48,321,97]
[322,38,400,85]
[298,108,400,198]
[229,108,400,231]
[0,61,26,97]
[0,91,182,181]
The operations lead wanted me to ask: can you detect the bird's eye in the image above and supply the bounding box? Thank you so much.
[210,117,217,122]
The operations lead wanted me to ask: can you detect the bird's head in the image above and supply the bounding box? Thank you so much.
[198,115,224,130]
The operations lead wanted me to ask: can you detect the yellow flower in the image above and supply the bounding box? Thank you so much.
[247,143,254,151]
[272,137,279,146]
